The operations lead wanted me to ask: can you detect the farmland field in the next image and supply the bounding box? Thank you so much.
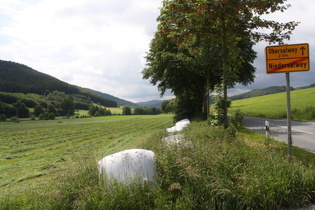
[229,87,315,120]
[0,114,173,193]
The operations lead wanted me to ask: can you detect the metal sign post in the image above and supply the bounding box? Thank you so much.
[265,43,310,159]
[285,73,292,159]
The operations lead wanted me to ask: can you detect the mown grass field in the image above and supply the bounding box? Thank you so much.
[229,87,315,120]
[0,114,173,194]
[2,118,315,209]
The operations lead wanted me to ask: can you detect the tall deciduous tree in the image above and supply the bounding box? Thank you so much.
[144,0,298,125]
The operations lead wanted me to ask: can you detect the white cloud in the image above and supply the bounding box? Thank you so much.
[0,0,162,101]
[0,0,314,101]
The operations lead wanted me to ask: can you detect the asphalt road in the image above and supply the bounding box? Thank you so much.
[243,116,315,153]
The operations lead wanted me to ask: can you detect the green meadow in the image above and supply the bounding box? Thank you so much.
[2,97,315,209]
[0,115,173,193]
[230,87,315,121]
[2,117,315,209]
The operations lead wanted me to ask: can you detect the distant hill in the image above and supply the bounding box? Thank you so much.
[229,86,294,101]
[86,88,138,107]
[0,60,117,107]
[137,100,163,108]
[295,83,315,90]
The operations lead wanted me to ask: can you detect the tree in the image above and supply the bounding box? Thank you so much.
[0,114,6,121]
[143,32,210,120]
[144,0,298,126]
[122,106,132,115]
[34,104,44,117]
[88,104,98,116]
[60,96,75,116]
[12,100,29,118]
[39,111,50,120]
[47,104,58,116]
[133,107,146,115]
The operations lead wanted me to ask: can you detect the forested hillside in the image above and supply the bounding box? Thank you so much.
[0,60,79,94]
[0,60,117,107]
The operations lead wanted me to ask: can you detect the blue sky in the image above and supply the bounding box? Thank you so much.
[0,0,314,102]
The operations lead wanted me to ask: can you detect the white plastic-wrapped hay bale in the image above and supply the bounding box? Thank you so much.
[166,119,190,133]
[162,134,185,145]
[98,149,156,185]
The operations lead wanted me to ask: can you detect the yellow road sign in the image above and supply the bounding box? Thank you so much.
[265,43,309,73]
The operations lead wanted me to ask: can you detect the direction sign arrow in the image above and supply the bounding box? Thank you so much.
[300,46,306,55]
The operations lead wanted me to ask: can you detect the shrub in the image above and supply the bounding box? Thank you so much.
[49,112,55,120]
[229,109,244,129]
[10,116,19,123]
[30,115,36,120]
[0,114,6,121]
[39,112,50,120]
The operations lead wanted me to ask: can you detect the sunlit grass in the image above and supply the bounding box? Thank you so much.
[2,116,315,209]
[0,115,173,194]
[230,87,315,121]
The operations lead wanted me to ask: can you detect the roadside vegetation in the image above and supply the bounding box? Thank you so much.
[1,114,315,209]
[230,87,315,121]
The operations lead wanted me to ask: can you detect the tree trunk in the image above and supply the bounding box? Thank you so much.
[222,15,228,129]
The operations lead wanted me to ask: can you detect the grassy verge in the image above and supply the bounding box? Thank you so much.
[2,119,315,209]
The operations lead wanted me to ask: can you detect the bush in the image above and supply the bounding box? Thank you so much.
[39,112,50,120]
[49,112,55,120]
[30,115,36,120]
[10,116,19,123]
[0,114,6,121]
[229,109,244,129]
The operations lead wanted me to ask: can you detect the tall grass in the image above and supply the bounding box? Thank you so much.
[2,120,315,209]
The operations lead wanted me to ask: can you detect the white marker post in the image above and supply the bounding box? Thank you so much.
[265,120,270,138]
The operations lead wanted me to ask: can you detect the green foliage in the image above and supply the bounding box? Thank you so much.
[60,96,75,116]
[229,109,244,130]
[34,104,44,117]
[12,100,29,118]
[49,112,55,120]
[133,106,161,115]
[144,0,298,126]
[30,115,36,121]
[0,60,80,95]
[39,112,50,120]
[173,93,204,122]
[0,113,6,121]
[211,85,231,125]
[88,104,111,117]
[10,116,19,123]
[122,105,132,115]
